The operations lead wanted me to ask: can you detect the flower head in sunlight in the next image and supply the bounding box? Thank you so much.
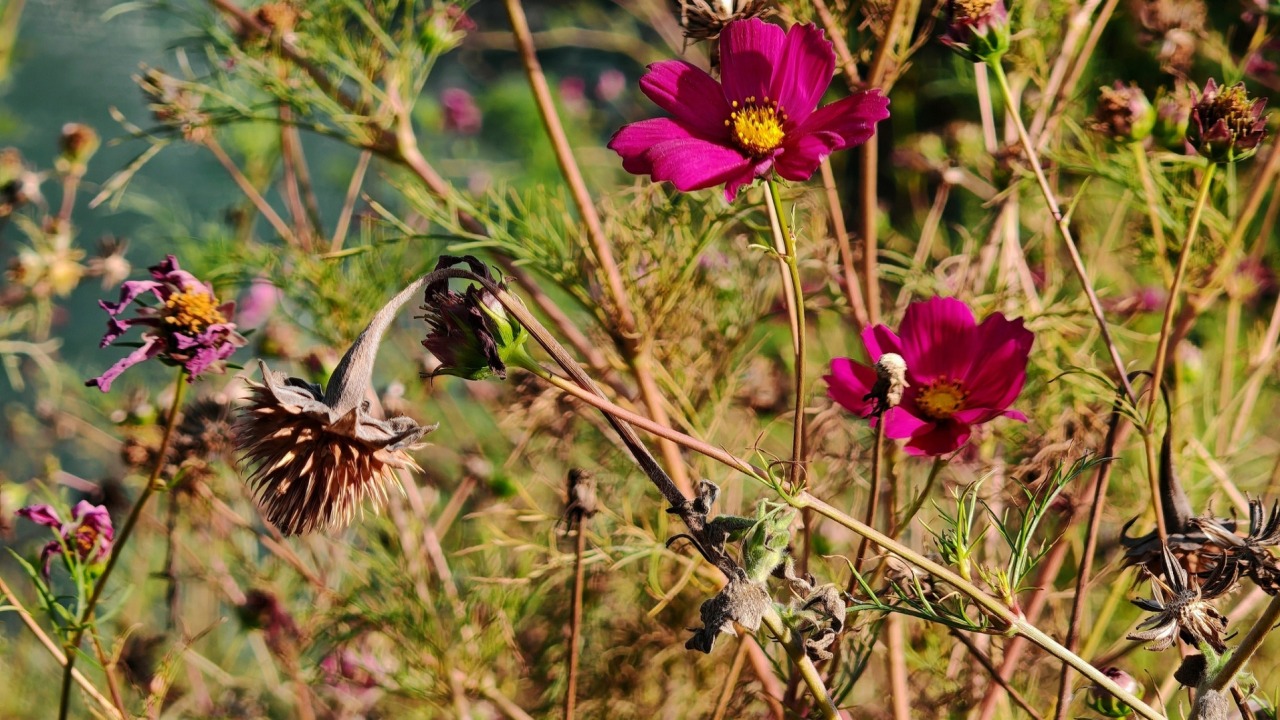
[236,360,434,536]
[1188,78,1269,163]
[17,501,114,577]
[86,255,246,392]
[1128,544,1231,652]
[824,296,1033,456]
[607,18,890,202]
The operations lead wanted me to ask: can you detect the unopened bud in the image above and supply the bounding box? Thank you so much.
[57,123,99,177]
[1087,667,1144,717]
[940,0,1011,64]
[1093,82,1156,143]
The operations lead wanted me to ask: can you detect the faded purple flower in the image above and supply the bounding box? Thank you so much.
[608,18,890,202]
[442,88,482,135]
[17,501,114,576]
[87,255,246,392]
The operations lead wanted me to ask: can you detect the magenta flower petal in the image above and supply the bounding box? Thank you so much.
[17,504,63,529]
[861,324,905,361]
[645,137,757,193]
[825,358,878,417]
[719,19,784,102]
[795,91,891,150]
[878,406,932,440]
[86,335,164,392]
[961,314,1034,408]
[770,23,836,125]
[897,297,979,382]
[639,60,732,140]
[609,118,697,175]
[903,422,971,456]
[774,131,843,181]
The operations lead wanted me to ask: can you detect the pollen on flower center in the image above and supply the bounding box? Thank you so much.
[726,97,787,156]
[953,0,997,20]
[917,377,969,420]
[164,289,226,334]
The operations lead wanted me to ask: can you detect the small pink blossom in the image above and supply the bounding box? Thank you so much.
[17,501,114,576]
[442,88,482,135]
[608,18,889,202]
[824,296,1033,456]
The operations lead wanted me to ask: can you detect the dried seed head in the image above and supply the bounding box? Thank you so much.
[1093,82,1157,143]
[677,0,774,42]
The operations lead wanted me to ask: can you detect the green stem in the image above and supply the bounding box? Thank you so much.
[765,179,807,488]
[58,369,188,720]
[893,457,946,537]
[795,492,1165,720]
[1130,141,1170,282]
[988,61,1136,406]
[1143,162,1216,544]
[760,607,839,719]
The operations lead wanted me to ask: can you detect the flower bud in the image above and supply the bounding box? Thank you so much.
[57,123,99,177]
[1153,86,1192,149]
[940,0,1011,64]
[1086,667,1144,717]
[1188,79,1269,163]
[420,256,529,381]
[1092,82,1156,143]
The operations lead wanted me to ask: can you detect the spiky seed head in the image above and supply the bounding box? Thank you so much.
[236,360,433,535]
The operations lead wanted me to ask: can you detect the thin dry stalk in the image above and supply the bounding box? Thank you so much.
[887,615,911,720]
[951,630,1046,720]
[502,0,691,495]
[329,149,371,253]
[821,157,869,331]
[711,635,751,720]
[202,137,298,247]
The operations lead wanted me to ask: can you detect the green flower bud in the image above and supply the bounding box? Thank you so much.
[1086,667,1143,718]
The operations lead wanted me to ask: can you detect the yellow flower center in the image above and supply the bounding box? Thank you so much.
[164,289,226,335]
[917,377,969,420]
[726,97,787,156]
[953,0,997,20]
[73,525,100,556]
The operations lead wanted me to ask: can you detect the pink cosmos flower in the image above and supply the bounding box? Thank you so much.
[824,296,1033,456]
[607,18,890,202]
[87,255,246,392]
[17,501,114,576]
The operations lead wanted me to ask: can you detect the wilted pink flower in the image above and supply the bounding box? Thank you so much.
[87,255,246,392]
[441,88,481,135]
[17,501,114,576]
[824,296,1033,456]
[608,18,889,202]
[1188,78,1269,163]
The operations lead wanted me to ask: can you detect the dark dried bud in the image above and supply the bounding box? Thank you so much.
[940,0,1010,64]
[1188,79,1269,163]
[678,0,774,42]
[1093,83,1157,143]
[419,255,529,382]
[1087,667,1144,717]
